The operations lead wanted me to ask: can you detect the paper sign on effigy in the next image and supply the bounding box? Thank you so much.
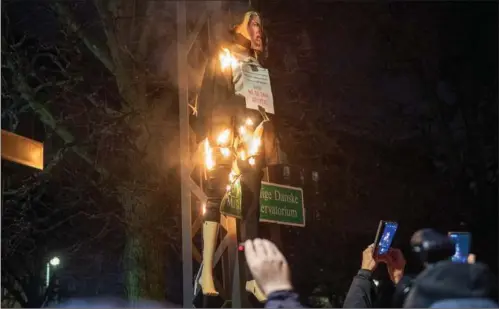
[235,63,275,114]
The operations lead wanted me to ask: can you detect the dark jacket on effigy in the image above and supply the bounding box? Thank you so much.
[191,41,285,166]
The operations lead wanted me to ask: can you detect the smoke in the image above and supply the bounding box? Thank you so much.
[150,1,252,92]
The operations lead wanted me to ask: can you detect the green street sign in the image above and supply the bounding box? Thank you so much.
[221,179,243,219]
[220,181,305,227]
[259,182,305,227]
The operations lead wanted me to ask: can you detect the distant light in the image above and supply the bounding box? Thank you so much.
[49,257,60,266]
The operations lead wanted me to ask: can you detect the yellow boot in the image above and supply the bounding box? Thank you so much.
[246,280,267,302]
[199,221,219,296]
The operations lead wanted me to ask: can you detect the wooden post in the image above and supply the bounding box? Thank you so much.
[177,2,237,307]
[176,1,193,306]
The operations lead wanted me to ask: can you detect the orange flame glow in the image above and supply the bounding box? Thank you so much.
[217,129,231,146]
[204,139,215,170]
[219,48,238,72]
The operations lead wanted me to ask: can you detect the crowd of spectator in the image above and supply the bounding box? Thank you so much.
[56,228,497,308]
[244,228,498,308]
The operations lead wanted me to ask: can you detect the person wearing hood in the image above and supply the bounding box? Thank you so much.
[403,259,498,308]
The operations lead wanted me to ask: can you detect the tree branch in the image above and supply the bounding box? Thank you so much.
[6,57,110,179]
[52,3,115,74]
[1,264,29,307]
[91,0,139,105]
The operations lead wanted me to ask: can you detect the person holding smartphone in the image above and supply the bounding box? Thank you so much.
[343,244,407,308]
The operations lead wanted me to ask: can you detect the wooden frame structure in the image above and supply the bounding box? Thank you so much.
[177,1,244,307]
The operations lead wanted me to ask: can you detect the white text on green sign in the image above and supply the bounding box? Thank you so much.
[259,182,305,227]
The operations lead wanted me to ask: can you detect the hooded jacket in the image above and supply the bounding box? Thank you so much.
[403,260,498,308]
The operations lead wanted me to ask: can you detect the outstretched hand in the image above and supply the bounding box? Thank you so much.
[244,238,293,296]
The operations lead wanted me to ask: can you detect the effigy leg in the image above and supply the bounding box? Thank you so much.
[199,201,221,296]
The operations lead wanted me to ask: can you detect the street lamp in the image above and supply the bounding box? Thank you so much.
[46,256,60,287]
[49,257,60,266]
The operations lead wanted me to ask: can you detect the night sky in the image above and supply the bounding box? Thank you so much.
[1,0,497,306]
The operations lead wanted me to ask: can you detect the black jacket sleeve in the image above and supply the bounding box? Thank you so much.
[343,269,376,308]
[266,290,305,308]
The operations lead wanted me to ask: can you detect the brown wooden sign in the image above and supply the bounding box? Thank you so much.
[1,130,44,170]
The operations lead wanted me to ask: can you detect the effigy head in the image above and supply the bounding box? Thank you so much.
[233,11,268,60]
[236,11,263,52]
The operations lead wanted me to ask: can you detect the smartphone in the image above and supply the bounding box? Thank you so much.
[448,232,471,263]
[373,221,398,257]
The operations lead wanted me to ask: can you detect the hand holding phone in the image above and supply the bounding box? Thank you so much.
[373,220,399,258]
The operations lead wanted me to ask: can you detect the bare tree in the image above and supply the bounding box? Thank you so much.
[1,160,125,307]
[3,0,185,301]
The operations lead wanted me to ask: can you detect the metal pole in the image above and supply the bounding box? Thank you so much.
[46,263,50,287]
[1,161,5,217]
[177,1,193,306]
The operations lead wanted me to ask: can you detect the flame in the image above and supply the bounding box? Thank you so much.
[204,118,265,171]
[239,126,246,136]
[249,138,261,156]
[202,203,206,215]
[239,150,246,160]
[217,129,231,146]
[204,139,215,170]
[219,48,238,72]
[220,147,231,158]
[247,121,265,156]
[236,119,264,165]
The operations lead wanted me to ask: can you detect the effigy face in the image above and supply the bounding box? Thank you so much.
[235,11,265,54]
[247,13,263,52]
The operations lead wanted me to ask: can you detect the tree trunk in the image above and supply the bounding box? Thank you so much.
[120,187,167,301]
